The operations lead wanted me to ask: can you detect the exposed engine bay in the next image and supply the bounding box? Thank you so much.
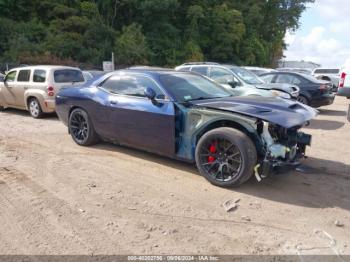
[255,121,312,181]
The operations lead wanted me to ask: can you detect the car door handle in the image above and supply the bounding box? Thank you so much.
[110,100,118,105]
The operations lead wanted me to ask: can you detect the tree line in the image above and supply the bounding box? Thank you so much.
[0,0,314,68]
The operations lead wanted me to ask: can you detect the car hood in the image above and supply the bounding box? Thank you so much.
[189,96,318,128]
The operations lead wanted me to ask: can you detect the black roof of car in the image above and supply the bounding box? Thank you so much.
[260,71,323,84]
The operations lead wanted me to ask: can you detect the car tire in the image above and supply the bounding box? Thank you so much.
[195,127,257,187]
[69,108,99,146]
[28,98,44,118]
[0,105,4,111]
[297,95,309,105]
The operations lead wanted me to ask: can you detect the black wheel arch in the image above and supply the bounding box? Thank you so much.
[26,96,39,109]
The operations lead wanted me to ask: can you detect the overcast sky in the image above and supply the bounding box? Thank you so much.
[284,0,350,68]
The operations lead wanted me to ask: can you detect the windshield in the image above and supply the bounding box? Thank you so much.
[230,67,264,85]
[158,73,233,102]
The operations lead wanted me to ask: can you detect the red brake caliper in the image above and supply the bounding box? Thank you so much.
[208,143,217,163]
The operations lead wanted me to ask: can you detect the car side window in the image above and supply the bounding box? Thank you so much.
[260,74,274,83]
[191,66,208,76]
[275,74,295,84]
[5,71,17,82]
[33,70,47,83]
[17,70,31,82]
[101,75,165,98]
[291,76,301,85]
[210,67,234,84]
[210,67,231,78]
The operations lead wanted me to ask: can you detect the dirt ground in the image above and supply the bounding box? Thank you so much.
[0,96,349,256]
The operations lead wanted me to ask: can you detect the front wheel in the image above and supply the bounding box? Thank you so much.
[69,108,99,146]
[195,127,257,187]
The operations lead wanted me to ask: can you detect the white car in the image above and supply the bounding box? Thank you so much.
[337,68,350,99]
[312,68,340,91]
[0,65,85,118]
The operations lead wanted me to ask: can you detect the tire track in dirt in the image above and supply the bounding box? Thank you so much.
[0,166,127,254]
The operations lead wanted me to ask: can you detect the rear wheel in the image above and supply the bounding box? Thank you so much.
[69,108,99,146]
[195,127,257,187]
[28,98,43,118]
[297,95,309,105]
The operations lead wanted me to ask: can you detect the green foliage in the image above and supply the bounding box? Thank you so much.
[114,23,149,65]
[0,0,314,67]
[206,4,245,61]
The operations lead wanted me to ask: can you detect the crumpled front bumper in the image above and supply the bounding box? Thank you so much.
[254,122,312,181]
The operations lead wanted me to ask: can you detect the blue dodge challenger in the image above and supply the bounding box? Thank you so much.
[56,68,317,187]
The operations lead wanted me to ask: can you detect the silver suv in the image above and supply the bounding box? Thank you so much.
[175,62,299,99]
[0,65,85,118]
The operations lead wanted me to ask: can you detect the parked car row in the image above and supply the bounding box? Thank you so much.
[0,64,317,187]
[175,63,300,99]
[175,62,337,108]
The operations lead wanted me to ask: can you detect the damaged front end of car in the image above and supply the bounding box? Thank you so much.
[186,96,318,182]
[253,120,312,181]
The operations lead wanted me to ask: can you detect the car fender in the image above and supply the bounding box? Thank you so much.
[190,110,258,146]
[175,105,259,161]
[24,90,47,109]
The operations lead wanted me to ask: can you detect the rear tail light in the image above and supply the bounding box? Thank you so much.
[47,86,55,97]
[339,72,346,88]
[319,84,327,90]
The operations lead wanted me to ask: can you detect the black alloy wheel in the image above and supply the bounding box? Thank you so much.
[69,108,98,146]
[198,136,243,182]
[195,127,257,187]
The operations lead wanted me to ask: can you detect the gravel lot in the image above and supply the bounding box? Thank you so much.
[0,97,349,255]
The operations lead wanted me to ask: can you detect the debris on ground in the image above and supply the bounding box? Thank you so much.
[241,216,251,222]
[87,183,97,189]
[334,220,344,227]
[223,199,240,212]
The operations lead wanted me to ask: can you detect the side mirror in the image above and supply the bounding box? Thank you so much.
[144,87,156,100]
[227,77,240,88]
